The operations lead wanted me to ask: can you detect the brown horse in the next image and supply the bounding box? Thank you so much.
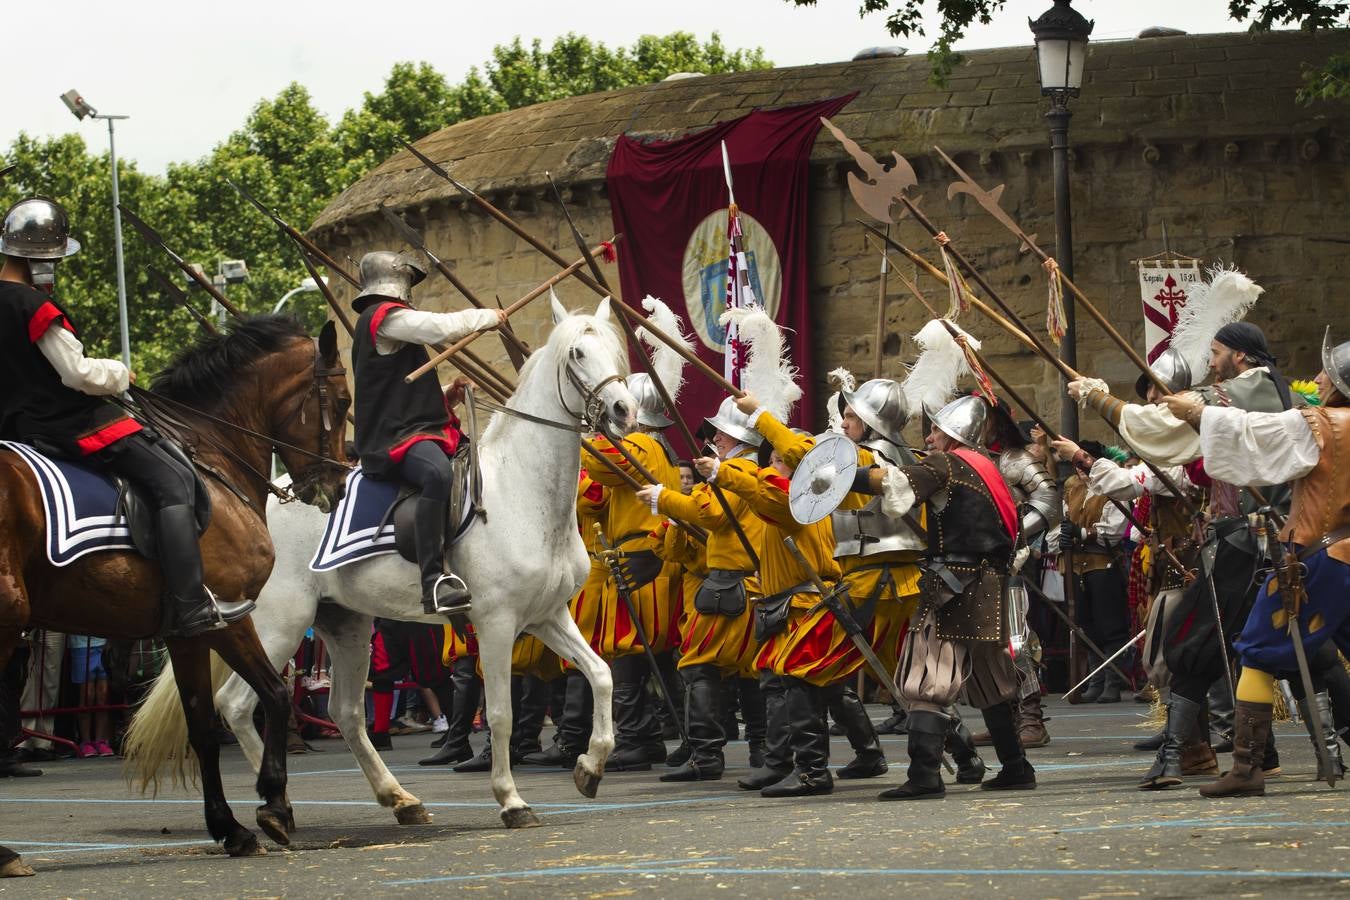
[0,315,350,870]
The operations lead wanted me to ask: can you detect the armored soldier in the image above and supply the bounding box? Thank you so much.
[350,251,505,616]
[0,198,251,636]
[852,395,1034,800]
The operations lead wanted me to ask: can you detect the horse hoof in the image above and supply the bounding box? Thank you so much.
[573,761,603,799]
[501,806,540,829]
[226,832,265,858]
[0,857,35,877]
[256,808,292,846]
[395,803,433,825]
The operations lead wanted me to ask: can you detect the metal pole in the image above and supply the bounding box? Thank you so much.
[1048,100,1077,444]
[105,116,130,368]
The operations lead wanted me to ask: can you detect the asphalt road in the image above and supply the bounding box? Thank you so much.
[3,699,1347,898]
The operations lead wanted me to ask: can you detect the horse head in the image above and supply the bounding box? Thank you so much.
[549,295,636,433]
[272,320,352,512]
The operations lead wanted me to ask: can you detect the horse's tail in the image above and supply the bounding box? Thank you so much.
[121,652,231,794]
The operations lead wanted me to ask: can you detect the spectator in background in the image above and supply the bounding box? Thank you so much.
[68,635,115,758]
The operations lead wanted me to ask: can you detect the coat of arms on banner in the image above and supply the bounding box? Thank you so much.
[1136,254,1202,362]
[680,209,782,353]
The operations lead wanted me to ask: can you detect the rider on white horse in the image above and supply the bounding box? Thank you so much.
[349,251,507,616]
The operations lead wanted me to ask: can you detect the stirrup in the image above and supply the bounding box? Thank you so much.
[426,573,472,616]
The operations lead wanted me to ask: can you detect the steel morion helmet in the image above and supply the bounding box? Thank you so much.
[0,198,81,260]
[1323,326,1350,399]
[352,251,427,313]
[1134,346,1193,399]
[840,378,909,445]
[625,373,673,428]
[704,396,763,447]
[930,394,988,448]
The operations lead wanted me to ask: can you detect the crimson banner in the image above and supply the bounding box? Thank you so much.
[606,94,855,433]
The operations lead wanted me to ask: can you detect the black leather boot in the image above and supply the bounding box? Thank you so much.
[739,673,792,790]
[609,656,660,771]
[762,678,833,798]
[1300,692,1347,782]
[453,733,495,773]
[830,684,888,779]
[946,709,987,785]
[413,495,470,615]
[420,657,478,766]
[1134,730,1166,751]
[739,677,767,768]
[718,677,741,741]
[522,670,591,767]
[1077,668,1105,704]
[876,699,908,735]
[511,675,548,760]
[878,709,947,800]
[158,504,253,636]
[661,665,725,781]
[1138,693,1203,790]
[980,700,1037,791]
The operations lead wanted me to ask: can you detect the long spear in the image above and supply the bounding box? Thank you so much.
[118,205,245,320]
[227,178,359,288]
[147,265,219,335]
[293,246,355,337]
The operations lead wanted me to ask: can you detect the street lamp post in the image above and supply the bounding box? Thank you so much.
[60,89,131,368]
[272,276,323,315]
[1029,0,1093,443]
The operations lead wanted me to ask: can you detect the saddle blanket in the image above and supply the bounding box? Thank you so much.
[0,441,134,566]
[309,466,474,572]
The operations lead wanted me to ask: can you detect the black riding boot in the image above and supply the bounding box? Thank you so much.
[876,698,908,735]
[1138,693,1203,790]
[762,678,833,797]
[1300,692,1347,781]
[413,495,470,615]
[522,670,591,767]
[946,708,987,785]
[979,700,1037,790]
[511,675,549,760]
[420,657,479,765]
[739,677,767,768]
[718,677,741,741]
[878,709,947,800]
[158,504,254,636]
[609,656,663,770]
[739,673,792,790]
[661,664,725,781]
[830,684,888,779]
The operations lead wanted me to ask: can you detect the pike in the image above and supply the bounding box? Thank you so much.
[293,243,356,337]
[546,172,755,567]
[933,145,1170,397]
[378,203,530,371]
[118,204,245,320]
[1063,630,1145,700]
[0,163,15,183]
[783,536,906,701]
[146,265,218,335]
[594,522,690,747]
[226,178,359,288]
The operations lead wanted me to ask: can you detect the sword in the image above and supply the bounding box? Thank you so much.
[1019,574,1136,692]
[782,537,904,701]
[1062,630,1145,700]
[1197,529,1238,708]
[593,523,689,747]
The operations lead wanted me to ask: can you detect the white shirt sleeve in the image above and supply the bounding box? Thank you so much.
[375,307,500,355]
[1118,399,1202,465]
[37,326,130,396]
[1093,499,1128,545]
[1198,405,1318,486]
[1086,458,1142,501]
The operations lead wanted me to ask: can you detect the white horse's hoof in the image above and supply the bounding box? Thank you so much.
[501,806,541,829]
[395,803,432,825]
[573,760,603,799]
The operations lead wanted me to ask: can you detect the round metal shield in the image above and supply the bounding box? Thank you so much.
[789,432,859,525]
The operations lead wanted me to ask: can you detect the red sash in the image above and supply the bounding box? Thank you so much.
[951,448,1019,540]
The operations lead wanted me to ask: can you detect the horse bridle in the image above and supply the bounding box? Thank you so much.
[557,341,625,430]
[276,339,352,503]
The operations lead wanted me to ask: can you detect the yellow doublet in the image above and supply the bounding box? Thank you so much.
[566,469,610,665]
[659,451,766,675]
[582,432,682,657]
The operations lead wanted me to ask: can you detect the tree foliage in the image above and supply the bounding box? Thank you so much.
[0,32,768,373]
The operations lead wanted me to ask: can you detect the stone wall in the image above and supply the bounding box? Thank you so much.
[312,28,1350,444]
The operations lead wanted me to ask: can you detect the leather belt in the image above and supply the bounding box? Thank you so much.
[1298,524,1350,562]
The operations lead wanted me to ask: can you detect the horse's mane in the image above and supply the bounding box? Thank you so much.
[152,314,310,409]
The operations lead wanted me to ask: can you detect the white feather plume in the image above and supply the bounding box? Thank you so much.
[903,319,978,414]
[719,304,802,420]
[636,295,693,406]
[826,367,856,433]
[1169,267,1264,386]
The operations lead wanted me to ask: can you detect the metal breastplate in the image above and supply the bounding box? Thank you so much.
[831,493,925,558]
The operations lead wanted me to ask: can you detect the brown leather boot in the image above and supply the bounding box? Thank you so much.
[1017,693,1050,749]
[1199,700,1271,798]
[1179,740,1218,776]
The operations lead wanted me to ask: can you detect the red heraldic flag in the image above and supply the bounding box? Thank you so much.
[607,94,855,426]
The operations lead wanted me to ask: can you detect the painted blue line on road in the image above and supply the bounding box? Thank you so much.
[4,838,214,855]
[387,856,736,886]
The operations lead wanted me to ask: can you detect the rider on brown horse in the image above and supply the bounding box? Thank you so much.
[0,197,252,637]
[349,251,506,616]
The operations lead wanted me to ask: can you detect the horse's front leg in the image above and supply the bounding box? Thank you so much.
[313,605,429,824]
[163,639,261,856]
[533,608,615,798]
[209,620,293,845]
[476,619,538,828]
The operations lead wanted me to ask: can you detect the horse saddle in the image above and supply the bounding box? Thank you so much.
[113,438,212,561]
[375,447,478,565]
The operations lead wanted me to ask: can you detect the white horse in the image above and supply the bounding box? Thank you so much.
[127,297,635,829]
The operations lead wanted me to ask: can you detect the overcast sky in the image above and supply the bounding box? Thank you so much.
[9,1,1240,174]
